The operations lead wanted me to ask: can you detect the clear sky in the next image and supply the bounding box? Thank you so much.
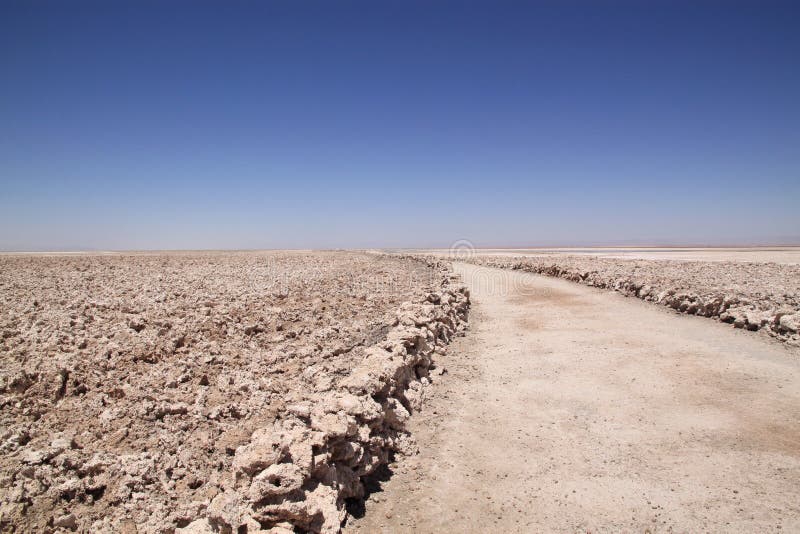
[1,1,798,250]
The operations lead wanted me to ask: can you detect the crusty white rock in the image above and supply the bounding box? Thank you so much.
[0,252,469,532]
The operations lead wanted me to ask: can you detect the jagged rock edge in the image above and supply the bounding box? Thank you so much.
[182,257,469,533]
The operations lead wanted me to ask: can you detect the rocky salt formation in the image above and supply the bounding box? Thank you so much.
[447,254,800,347]
[0,252,468,532]
[194,285,468,533]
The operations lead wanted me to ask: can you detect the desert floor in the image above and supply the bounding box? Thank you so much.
[347,262,800,533]
[2,249,799,532]
[415,246,800,264]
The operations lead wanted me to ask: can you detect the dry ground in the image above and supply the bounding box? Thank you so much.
[450,252,800,345]
[0,252,466,532]
[3,249,799,532]
[415,246,800,264]
[347,263,800,533]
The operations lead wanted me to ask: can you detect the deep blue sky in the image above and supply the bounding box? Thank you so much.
[1,1,798,250]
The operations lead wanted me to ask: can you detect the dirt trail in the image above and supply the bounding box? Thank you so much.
[346,263,800,533]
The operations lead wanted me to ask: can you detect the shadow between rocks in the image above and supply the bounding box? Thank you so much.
[343,456,396,520]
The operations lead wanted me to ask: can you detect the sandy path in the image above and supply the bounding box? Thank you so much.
[346,263,800,533]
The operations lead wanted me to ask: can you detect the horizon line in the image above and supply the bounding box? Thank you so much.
[3,242,800,255]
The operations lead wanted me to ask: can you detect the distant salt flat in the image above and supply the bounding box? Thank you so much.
[411,246,800,264]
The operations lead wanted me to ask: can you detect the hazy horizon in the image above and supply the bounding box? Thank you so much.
[4,239,800,254]
[2,1,799,251]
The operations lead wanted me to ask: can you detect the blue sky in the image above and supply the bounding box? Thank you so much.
[1,1,798,250]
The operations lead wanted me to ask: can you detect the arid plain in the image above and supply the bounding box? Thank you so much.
[1,248,798,532]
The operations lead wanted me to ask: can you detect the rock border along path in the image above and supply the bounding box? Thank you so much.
[450,254,800,346]
[180,259,469,533]
[346,262,800,533]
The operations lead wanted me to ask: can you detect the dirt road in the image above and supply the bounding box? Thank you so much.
[346,263,800,533]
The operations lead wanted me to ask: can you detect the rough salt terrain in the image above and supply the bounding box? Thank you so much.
[0,251,468,533]
[445,253,800,346]
[3,248,798,533]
